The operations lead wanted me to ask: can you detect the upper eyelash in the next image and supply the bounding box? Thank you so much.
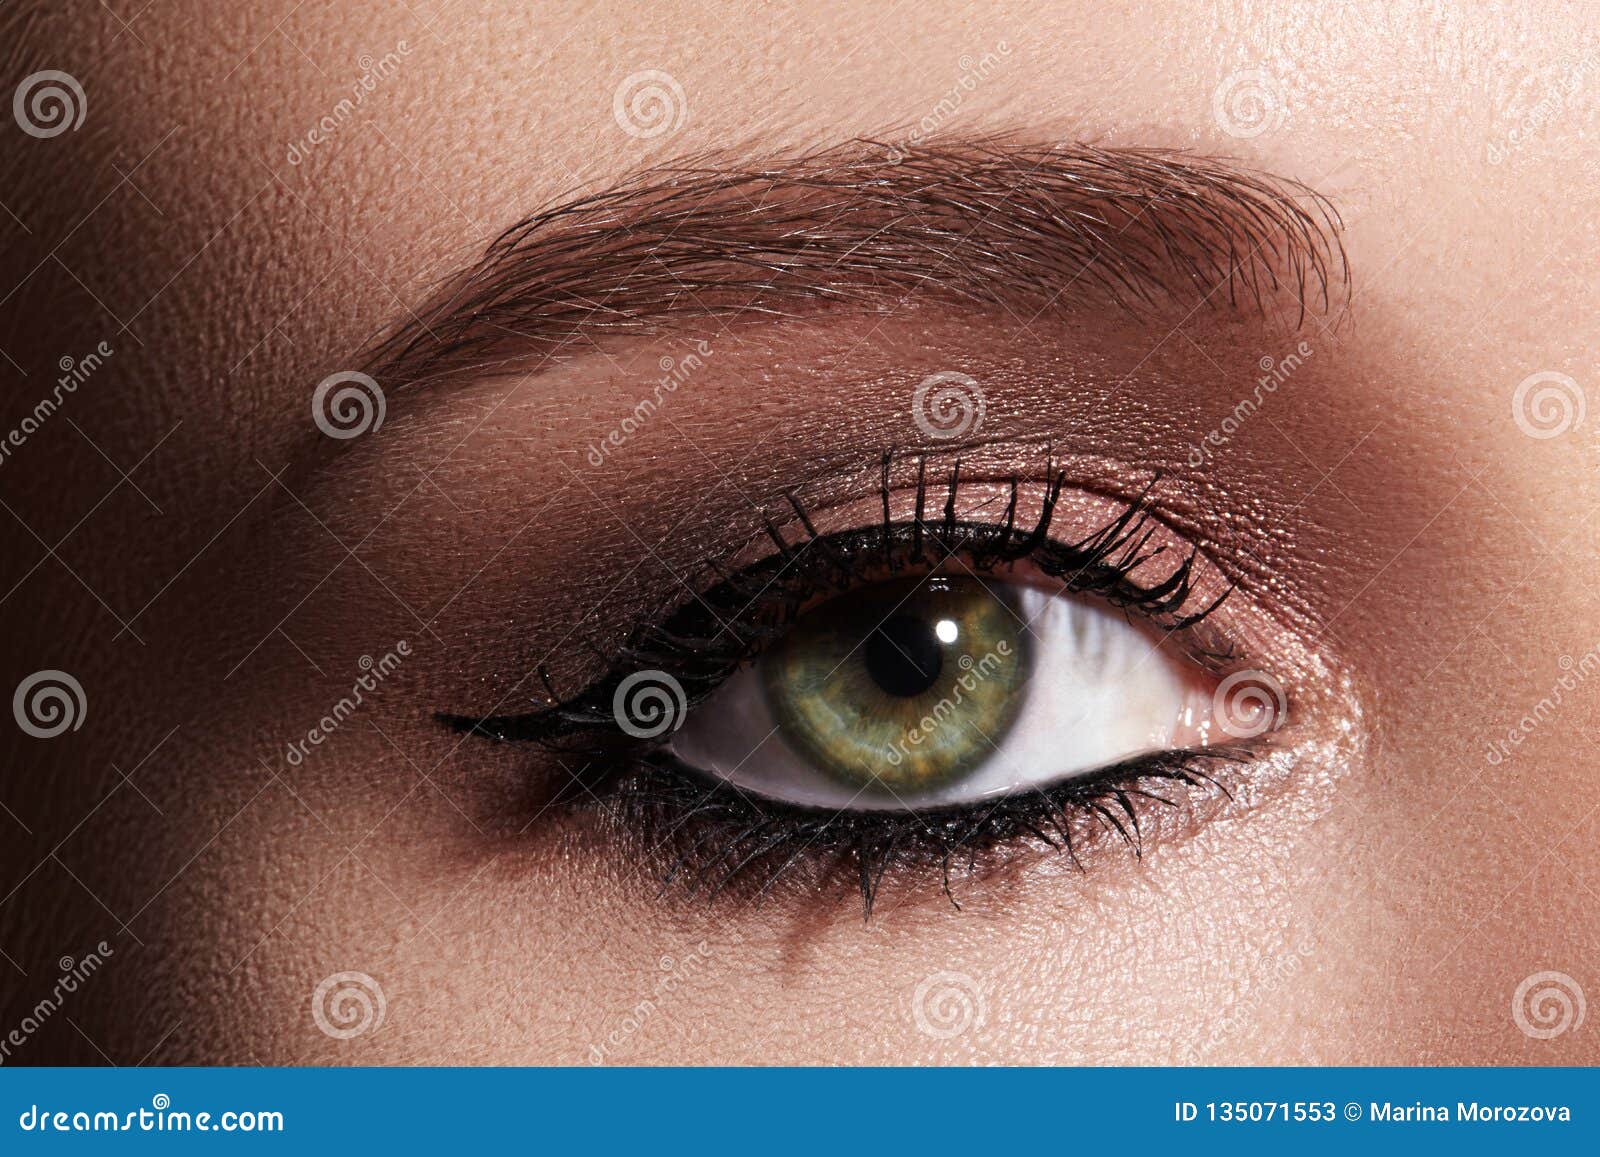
[441,453,1232,745]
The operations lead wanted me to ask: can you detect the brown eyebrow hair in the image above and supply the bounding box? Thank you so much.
[368,138,1346,388]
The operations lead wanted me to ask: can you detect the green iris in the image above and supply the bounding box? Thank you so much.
[761,576,1032,796]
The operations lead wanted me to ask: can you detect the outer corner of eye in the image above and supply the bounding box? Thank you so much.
[665,572,1285,812]
[1195,666,1293,747]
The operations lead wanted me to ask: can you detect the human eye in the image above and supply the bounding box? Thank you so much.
[442,453,1294,914]
[673,569,1213,809]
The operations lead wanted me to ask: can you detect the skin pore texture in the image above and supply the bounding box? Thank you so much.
[1,1,1597,1064]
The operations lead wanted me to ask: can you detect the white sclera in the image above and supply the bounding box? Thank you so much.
[668,583,1213,809]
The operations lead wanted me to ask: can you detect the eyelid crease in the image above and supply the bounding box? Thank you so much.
[439,453,1237,746]
[367,137,1348,390]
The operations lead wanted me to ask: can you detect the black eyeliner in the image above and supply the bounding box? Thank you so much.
[440,457,1227,745]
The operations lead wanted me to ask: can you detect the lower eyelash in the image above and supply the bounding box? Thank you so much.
[570,745,1250,917]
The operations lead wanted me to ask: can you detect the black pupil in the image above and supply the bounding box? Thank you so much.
[863,613,945,698]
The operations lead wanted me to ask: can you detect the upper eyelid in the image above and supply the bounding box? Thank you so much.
[440,466,1236,743]
[363,138,1347,392]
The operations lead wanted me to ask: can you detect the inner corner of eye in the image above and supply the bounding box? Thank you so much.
[664,573,1279,810]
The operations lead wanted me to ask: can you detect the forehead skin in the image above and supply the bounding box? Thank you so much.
[1,0,1596,1064]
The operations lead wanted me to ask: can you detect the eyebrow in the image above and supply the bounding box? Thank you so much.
[367,138,1346,388]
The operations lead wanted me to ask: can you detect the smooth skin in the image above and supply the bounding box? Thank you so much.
[0,1,1596,1064]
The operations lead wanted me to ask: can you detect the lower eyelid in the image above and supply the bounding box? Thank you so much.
[458,675,1313,920]
[561,743,1259,916]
